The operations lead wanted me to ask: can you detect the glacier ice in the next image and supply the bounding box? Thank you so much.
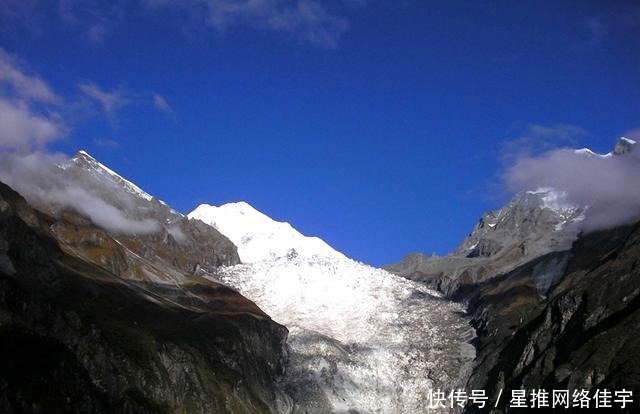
[193,201,475,413]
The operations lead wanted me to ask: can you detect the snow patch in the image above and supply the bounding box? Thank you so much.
[573,148,612,158]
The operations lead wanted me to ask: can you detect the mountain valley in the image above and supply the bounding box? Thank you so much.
[0,139,639,413]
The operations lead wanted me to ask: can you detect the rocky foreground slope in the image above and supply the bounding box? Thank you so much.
[0,179,291,413]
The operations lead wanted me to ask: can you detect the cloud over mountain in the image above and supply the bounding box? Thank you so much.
[504,137,640,232]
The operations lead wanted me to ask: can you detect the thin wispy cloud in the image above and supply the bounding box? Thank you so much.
[146,0,351,48]
[584,17,606,47]
[57,0,124,45]
[0,49,60,103]
[622,128,640,141]
[93,137,120,149]
[79,82,129,123]
[3,0,356,49]
[0,0,121,43]
[501,123,586,164]
[580,4,640,49]
[153,93,174,115]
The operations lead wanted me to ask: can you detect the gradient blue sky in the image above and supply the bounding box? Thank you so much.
[1,0,639,265]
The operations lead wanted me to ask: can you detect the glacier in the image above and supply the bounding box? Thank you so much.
[190,202,475,413]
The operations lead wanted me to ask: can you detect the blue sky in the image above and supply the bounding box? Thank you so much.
[1,0,639,265]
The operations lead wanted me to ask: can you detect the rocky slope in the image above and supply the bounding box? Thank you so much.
[465,221,640,412]
[0,179,291,413]
[386,187,583,298]
[1,150,241,284]
[59,151,240,274]
[387,137,640,412]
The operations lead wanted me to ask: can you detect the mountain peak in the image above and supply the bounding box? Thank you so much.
[65,150,154,202]
[615,136,637,155]
[74,149,96,160]
[189,202,345,263]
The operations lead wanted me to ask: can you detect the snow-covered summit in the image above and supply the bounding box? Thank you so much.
[66,150,157,204]
[573,137,637,158]
[615,136,637,155]
[190,202,472,412]
[573,148,612,158]
[188,202,345,263]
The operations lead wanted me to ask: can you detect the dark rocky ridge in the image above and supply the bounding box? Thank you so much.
[0,181,291,413]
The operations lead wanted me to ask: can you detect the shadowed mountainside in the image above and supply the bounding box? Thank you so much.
[0,181,291,414]
[464,222,640,412]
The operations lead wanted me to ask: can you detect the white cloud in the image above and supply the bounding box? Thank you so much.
[504,136,640,232]
[0,98,65,149]
[0,49,59,103]
[0,49,157,235]
[0,152,160,234]
[0,47,66,150]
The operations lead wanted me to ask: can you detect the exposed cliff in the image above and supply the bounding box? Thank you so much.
[464,221,640,411]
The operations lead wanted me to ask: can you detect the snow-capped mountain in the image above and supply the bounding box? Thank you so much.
[63,150,157,203]
[50,153,472,413]
[189,202,345,263]
[189,203,473,413]
[453,186,583,259]
[388,137,640,297]
[454,139,640,258]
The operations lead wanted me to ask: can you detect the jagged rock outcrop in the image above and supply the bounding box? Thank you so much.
[386,188,583,297]
[0,181,291,414]
[465,221,640,412]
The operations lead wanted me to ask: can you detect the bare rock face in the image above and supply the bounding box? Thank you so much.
[53,150,240,279]
[0,181,291,414]
[614,136,636,155]
[386,188,583,297]
[465,223,640,413]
